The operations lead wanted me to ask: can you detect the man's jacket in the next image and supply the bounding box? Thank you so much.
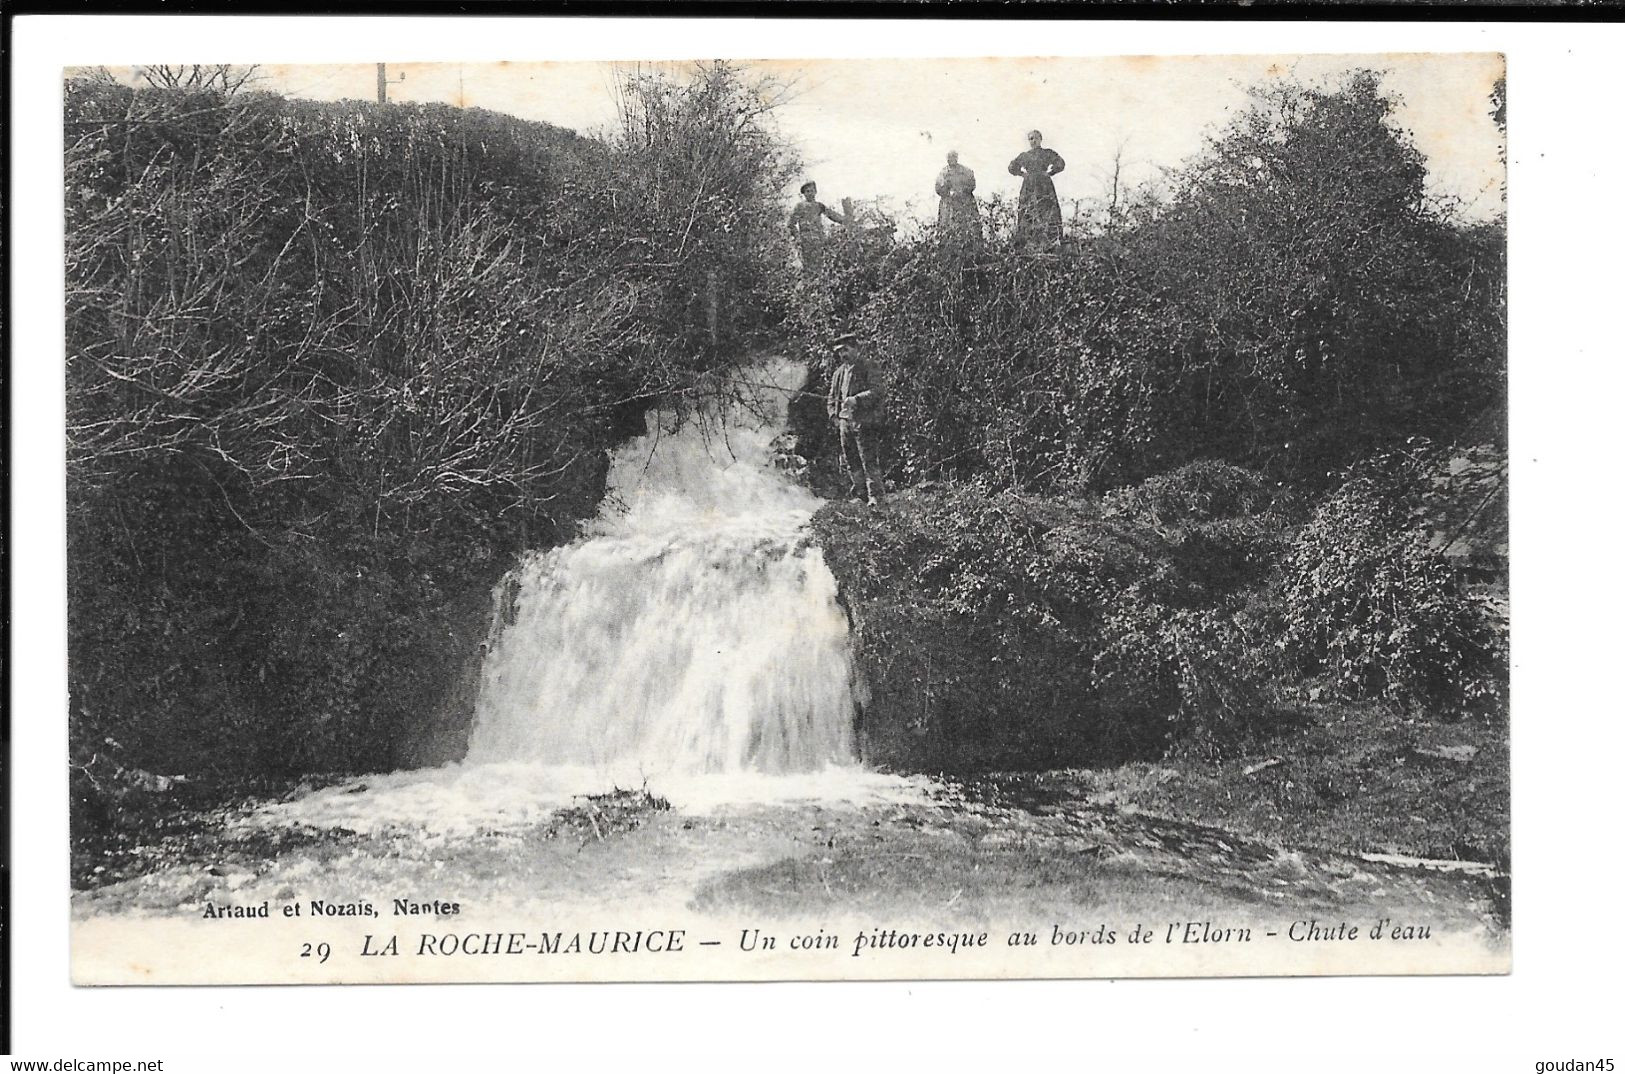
[826,359,877,424]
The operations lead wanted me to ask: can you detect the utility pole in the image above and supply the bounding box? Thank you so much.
[375,63,405,104]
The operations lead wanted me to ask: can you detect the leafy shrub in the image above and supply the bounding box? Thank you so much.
[1099,460,1299,595]
[1278,445,1508,717]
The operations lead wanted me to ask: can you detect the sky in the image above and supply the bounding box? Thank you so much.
[136,53,1506,223]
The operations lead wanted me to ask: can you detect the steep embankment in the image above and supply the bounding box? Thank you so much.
[811,464,1291,772]
[809,463,1509,869]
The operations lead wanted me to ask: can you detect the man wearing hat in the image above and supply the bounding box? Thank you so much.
[825,336,880,506]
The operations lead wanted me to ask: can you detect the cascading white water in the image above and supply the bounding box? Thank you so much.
[464,357,860,780]
[255,357,921,837]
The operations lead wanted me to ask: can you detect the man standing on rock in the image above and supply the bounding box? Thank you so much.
[826,337,880,506]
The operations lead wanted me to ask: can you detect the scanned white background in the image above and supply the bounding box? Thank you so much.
[10,13,1625,1071]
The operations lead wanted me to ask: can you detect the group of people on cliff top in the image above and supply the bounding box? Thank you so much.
[806,131,1067,508]
[790,129,1067,272]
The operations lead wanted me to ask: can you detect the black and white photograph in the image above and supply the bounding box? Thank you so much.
[52,48,1516,986]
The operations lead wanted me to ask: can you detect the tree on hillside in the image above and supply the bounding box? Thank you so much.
[136,64,262,94]
[1115,69,1503,479]
[606,61,802,359]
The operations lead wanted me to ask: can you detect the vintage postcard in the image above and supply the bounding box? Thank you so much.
[65,52,1508,985]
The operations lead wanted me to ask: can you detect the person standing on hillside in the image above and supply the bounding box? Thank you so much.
[935,150,982,247]
[1009,129,1066,249]
[789,180,851,274]
[826,337,880,506]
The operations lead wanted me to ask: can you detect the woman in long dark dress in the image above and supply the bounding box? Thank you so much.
[1008,129,1065,248]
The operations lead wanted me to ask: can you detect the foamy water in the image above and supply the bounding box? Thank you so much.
[263,357,925,837]
[252,762,934,838]
[468,357,859,775]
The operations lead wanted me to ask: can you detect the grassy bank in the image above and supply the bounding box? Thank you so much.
[996,701,1509,868]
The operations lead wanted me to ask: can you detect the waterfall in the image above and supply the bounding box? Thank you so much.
[464,357,860,780]
[255,357,918,837]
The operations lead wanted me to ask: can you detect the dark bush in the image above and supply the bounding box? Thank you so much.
[1278,445,1508,717]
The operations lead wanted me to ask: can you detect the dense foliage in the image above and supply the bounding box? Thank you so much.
[1279,444,1508,717]
[801,71,1507,769]
[66,65,795,780]
[815,449,1508,771]
[795,71,1505,494]
[813,463,1293,770]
